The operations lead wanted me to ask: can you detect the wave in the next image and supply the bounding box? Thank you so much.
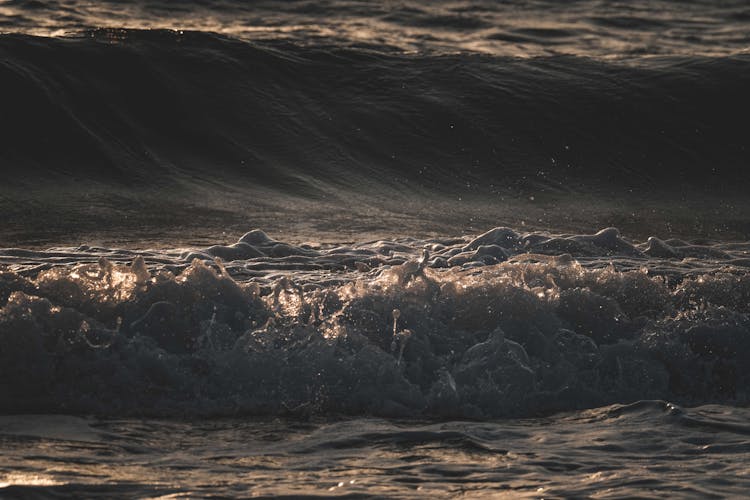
[2,226,750,417]
[3,404,750,497]
[1,29,750,196]
[3,0,750,58]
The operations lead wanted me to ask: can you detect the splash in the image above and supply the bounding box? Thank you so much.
[1,227,749,417]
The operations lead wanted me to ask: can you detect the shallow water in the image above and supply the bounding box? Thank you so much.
[1,402,749,498]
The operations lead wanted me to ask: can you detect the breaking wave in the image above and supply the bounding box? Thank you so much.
[2,226,750,417]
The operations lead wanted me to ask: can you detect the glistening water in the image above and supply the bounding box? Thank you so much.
[2,403,750,498]
[1,0,750,497]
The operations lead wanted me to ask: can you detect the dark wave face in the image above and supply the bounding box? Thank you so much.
[1,1,750,245]
[1,29,749,193]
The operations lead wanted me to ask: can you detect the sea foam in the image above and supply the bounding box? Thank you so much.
[1,227,749,417]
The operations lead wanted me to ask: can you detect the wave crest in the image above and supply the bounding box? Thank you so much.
[2,227,750,417]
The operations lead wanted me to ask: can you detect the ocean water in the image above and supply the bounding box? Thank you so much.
[1,0,750,497]
[2,403,750,498]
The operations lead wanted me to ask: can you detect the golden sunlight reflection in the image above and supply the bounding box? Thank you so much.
[0,473,62,488]
[2,1,746,58]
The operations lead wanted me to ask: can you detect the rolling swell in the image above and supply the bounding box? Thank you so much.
[1,29,750,195]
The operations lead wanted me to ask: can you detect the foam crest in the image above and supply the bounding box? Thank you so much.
[1,227,750,417]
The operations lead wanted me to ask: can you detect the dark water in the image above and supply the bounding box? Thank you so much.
[2,30,749,191]
[1,0,750,497]
[3,0,750,58]
[2,403,750,498]
[1,1,750,245]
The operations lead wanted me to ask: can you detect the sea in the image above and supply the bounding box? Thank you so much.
[1,0,750,497]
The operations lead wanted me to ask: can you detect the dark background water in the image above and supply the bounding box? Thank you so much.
[3,0,750,58]
[1,0,749,246]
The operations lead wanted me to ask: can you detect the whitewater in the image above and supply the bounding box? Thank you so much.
[3,226,750,496]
